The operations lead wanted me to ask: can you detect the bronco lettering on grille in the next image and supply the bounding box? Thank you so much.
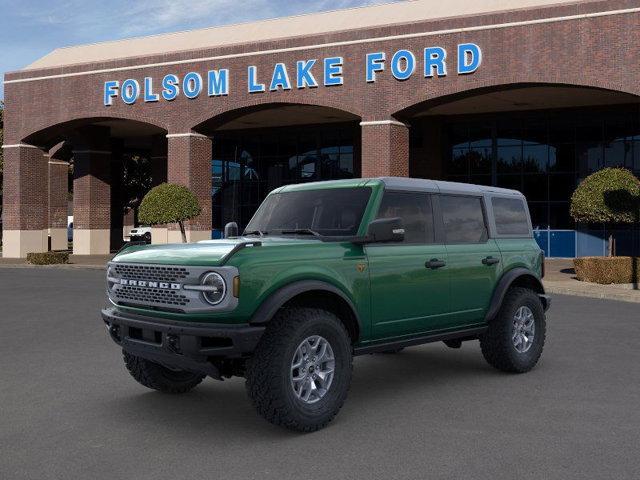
[119,279,181,290]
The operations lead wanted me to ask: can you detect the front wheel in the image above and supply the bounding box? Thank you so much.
[479,287,546,373]
[245,307,353,432]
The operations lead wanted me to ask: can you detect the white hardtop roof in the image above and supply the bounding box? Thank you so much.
[25,0,586,70]
[379,177,523,197]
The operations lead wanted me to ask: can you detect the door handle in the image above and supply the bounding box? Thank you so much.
[482,256,500,266]
[426,259,446,269]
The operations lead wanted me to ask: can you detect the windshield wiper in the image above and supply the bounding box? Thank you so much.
[243,230,267,237]
[279,228,322,237]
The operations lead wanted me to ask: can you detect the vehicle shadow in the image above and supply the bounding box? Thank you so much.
[100,345,495,438]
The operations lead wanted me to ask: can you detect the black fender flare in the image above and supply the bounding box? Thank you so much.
[249,280,362,331]
[484,268,546,322]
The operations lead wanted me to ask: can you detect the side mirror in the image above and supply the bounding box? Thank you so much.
[365,217,405,243]
[224,222,239,238]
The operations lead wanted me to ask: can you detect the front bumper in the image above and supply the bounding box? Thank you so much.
[101,307,265,378]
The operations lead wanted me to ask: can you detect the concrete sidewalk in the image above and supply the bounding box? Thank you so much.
[544,259,640,303]
[0,254,112,269]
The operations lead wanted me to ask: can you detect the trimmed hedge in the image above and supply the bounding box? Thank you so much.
[27,251,70,265]
[570,168,640,224]
[138,183,201,226]
[574,256,640,284]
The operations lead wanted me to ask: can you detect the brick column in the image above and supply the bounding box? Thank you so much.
[166,133,212,243]
[360,120,410,177]
[1,144,49,258]
[150,134,169,244]
[72,127,112,255]
[48,159,69,251]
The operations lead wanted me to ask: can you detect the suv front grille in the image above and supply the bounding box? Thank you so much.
[116,285,190,307]
[113,264,189,283]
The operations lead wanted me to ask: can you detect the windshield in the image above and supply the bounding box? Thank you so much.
[245,187,372,237]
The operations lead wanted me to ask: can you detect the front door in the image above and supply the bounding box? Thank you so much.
[366,191,451,340]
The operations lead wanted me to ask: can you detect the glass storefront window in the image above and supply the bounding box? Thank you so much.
[443,105,640,230]
[211,123,358,232]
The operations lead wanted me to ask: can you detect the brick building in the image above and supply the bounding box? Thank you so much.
[3,0,640,257]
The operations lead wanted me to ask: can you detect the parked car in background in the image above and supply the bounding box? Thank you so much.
[67,216,73,242]
[129,226,152,243]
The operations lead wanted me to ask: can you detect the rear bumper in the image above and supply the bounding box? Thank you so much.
[101,307,265,377]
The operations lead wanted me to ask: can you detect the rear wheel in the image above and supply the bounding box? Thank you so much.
[245,307,353,432]
[123,351,205,393]
[479,287,546,373]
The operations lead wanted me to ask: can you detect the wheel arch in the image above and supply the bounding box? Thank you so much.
[485,268,546,322]
[249,280,361,342]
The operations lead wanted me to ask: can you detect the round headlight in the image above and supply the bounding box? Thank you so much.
[201,272,226,305]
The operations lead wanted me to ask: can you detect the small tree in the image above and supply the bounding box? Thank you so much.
[138,183,202,243]
[570,168,640,256]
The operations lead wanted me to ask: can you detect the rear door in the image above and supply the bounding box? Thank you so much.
[439,194,502,327]
[366,191,450,339]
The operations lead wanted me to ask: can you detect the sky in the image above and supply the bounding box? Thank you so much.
[0,0,401,100]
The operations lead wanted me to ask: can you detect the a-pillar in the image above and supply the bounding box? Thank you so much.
[360,120,410,177]
[166,132,212,243]
[1,143,49,258]
[48,153,69,251]
[150,134,169,244]
[72,127,112,255]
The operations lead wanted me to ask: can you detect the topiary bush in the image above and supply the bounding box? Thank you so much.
[574,256,639,284]
[570,168,640,256]
[138,183,202,243]
[27,251,69,265]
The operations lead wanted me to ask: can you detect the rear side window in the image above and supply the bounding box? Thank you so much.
[376,191,434,244]
[492,197,530,236]
[440,195,488,244]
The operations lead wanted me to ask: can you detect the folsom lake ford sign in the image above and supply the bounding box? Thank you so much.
[103,43,482,106]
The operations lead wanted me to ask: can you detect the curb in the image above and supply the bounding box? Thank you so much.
[544,283,640,304]
[0,264,106,270]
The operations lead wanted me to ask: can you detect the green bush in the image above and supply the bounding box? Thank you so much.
[570,168,640,224]
[138,183,202,243]
[27,251,70,265]
[574,256,640,284]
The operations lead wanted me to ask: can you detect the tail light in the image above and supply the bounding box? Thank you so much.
[540,251,545,278]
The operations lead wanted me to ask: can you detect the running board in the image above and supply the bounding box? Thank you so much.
[353,326,487,356]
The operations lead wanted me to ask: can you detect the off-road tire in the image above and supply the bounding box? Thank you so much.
[123,351,205,393]
[245,307,353,432]
[480,287,546,373]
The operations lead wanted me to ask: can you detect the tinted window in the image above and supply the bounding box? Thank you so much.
[440,195,487,244]
[492,197,530,235]
[376,192,434,244]
[245,187,371,237]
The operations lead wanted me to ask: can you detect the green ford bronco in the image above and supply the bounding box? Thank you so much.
[102,177,550,432]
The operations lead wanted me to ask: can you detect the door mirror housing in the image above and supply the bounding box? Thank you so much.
[224,222,239,238]
[364,217,405,243]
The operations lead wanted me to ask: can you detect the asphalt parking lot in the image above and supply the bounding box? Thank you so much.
[1,268,639,480]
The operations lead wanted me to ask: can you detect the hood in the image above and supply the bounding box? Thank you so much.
[112,236,320,266]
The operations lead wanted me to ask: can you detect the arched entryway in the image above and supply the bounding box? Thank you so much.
[396,84,640,257]
[4,118,167,256]
[194,103,361,236]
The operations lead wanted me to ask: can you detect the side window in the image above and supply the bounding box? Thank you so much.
[440,195,488,244]
[492,197,530,236]
[376,191,434,244]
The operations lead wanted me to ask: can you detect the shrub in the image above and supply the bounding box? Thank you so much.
[573,256,640,284]
[27,251,70,265]
[138,183,202,243]
[570,168,640,256]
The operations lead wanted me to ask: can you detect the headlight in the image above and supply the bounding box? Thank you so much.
[201,272,226,305]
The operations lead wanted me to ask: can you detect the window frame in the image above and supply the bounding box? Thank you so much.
[371,190,439,246]
[487,194,534,239]
[438,193,490,245]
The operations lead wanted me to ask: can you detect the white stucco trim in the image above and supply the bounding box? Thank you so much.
[166,133,212,139]
[360,120,409,127]
[1,143,42,149]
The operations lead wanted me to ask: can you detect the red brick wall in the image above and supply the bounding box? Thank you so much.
[48,161,68,229]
